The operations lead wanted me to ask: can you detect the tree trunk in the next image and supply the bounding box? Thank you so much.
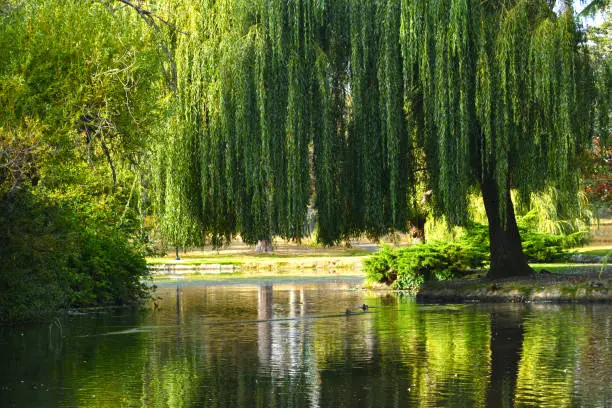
[409,215,426,244]
[255,239,273,253]
[481,178,533,279]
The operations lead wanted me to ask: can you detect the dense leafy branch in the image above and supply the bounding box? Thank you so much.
[579,0,609,17]
[98,0,187,92]
[108,0,187,34]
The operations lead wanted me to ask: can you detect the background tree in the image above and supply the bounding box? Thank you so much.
[583,11,610,212]
[578,0,609,17]
[0,0,165,322]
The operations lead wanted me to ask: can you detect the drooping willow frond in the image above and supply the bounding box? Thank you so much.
[156,0,594,247]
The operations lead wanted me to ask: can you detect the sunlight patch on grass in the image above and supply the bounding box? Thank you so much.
[568,246,612,257]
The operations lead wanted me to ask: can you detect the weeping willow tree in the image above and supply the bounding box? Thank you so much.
[401,0,592,277]
[158,0,594,278]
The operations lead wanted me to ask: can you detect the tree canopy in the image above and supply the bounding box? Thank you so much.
[157,0,594,277]
[0,0,600,284]
[0,0,163,322]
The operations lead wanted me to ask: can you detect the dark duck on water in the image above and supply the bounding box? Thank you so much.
[345,304,369,315]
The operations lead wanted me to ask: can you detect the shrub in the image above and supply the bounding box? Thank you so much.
[365,218,586,291]
[365,241,487,291]
[0,189,150,324]
[463,220,585,262]
[364,245,397,284]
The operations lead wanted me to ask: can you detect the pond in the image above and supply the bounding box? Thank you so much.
[1,278,610,408]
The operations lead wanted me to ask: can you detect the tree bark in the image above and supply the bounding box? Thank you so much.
[100,138,117,185]
[481,177,534,279]
[255,239,273,253]
[410,215,426,244]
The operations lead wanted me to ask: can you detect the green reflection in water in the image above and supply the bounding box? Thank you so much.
[515,304,611,408]
[0,282,609,408]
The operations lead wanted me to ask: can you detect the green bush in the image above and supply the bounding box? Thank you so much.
[366,218,586,291]
[366,241,487,291]
[0,189,150,324]
[364,245,398,284]
[463,220,585,263]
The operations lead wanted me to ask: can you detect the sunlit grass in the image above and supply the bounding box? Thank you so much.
[568,245,612,257]
[147,253,371,265]
[147,257,243,265]
[151,271,366,284]
[147,243,374,266]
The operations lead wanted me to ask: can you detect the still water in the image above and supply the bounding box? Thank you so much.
[1,278,610,408]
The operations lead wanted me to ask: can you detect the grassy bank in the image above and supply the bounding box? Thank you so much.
[569,246,611,257]
[148,254,367,269]
[147,240,611,303]
[152,273,365,288]
[147,241,374,274]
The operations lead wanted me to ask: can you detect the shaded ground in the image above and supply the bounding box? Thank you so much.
[586,216,612,246]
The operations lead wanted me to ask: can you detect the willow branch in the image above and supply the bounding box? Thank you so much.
[100,0,186,92]
[112,0,188,35]
[100,137,118,185]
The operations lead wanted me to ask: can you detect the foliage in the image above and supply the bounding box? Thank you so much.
[0,0,163,236]
[582,14,611,210]
[0,0,164,323]
[0,121,45,195]
[515,189,592,235]
[517,211,588,261]
[365,241,487,291]
[583,136,611,208]
[157,0,594,281]
[0,189,150,324]
[366,216,588,289]
[578,0,609,17]
[427,189,592,242]
[459,218,586,263]
[364,246,399,284]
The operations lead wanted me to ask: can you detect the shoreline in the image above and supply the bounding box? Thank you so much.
[415,270,611,303]
[148,256,366,276]
[147,266,611,303]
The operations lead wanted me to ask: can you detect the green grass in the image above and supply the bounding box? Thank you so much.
[151,273,365,288]
[531,263,609,274]
[147,250,372,266]
[568,246,612,257]
[147,258,243,266]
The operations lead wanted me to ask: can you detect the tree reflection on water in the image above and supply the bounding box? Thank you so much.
[0,282,609,408]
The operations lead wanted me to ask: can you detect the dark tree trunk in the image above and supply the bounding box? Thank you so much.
[100,138,117,185]
[410,215,426,244]
[481,177,533,279]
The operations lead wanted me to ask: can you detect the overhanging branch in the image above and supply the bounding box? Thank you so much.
[111,0,188,35]
[99,0,186,92]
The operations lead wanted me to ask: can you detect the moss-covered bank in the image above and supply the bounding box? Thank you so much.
[416,270,611,303]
